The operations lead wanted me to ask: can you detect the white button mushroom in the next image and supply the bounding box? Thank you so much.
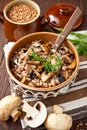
[45,105,72,130]
[22,100,47,128]
[0,95,22,122]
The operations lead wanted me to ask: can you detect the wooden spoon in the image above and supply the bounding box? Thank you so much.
[52,6,82,53]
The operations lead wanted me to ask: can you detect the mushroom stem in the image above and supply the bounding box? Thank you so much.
[11,107,21,122]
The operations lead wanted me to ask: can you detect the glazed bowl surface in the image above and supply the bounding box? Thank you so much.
[6,32,79,98]
[44,3,82,30]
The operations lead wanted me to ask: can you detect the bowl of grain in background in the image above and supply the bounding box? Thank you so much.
[3,0,40,41]
[6,32,79,99]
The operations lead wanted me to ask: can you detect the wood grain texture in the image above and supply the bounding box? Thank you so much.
[0,0,87,130]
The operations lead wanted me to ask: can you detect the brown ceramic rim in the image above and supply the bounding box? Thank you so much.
[6,32,79,92]
[3,0,40,25]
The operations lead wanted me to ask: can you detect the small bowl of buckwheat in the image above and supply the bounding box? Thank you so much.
[3,0,40,41]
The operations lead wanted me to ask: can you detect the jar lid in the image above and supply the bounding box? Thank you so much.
[44,3,82,29]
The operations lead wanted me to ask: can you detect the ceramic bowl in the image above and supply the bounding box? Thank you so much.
[3,0,40,41]
[6,32,79,99]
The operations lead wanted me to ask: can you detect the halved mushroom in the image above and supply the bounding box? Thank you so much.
[22,101,47,128]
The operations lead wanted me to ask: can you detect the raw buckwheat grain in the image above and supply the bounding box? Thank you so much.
[7,3,38,23]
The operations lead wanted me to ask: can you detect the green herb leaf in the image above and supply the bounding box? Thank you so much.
[30,51,62,72]
[68,31,87,55]
[30,50,46,62]
[77,45,87,55]
[57,30,87,55]
[55,56,62,67]
[43,60,57,72]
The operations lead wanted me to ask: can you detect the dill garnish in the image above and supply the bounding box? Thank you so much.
[30,51,62,72]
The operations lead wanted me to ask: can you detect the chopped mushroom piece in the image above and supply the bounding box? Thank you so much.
[21,76,26,83]
[40,44,49,52]
[28,60,40,65]
[33,69,41,79]
[41,72,55,82]
[33,47,42,53]
[68,59,76,69]
[0,95,21,122]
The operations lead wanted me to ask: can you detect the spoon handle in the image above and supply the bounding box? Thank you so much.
[52,7,82,53]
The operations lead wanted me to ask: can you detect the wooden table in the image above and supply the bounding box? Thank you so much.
[0,0,87,130]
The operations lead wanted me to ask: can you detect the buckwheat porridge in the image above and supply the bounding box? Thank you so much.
[7,3,38,23]
[10,40,76,88]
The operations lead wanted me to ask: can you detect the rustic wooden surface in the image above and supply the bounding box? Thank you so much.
[0,0,87,130]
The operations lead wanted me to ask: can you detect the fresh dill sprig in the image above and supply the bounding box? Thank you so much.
[43,56,62,72]
[30,50,46,62]
[68,31,87,55]
[57,29,87,55]
[30,51,62,72]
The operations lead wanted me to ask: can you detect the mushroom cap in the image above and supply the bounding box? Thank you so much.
[53,105,63,114]
[45,113,72,130]
[0,95,21,121]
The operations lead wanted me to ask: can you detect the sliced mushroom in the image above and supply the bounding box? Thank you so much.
[37,52,48,58]
[28,60,40,65]
[32,40,41,46]
[22,101,47,128]
[33,69,41,79]
[62,59,76,71]
[68,59,76,69]
[21,76,26,83]
[33,47,42,53]
[41,71,55,82]
[62,55,72,63]
[40,44,49,52]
